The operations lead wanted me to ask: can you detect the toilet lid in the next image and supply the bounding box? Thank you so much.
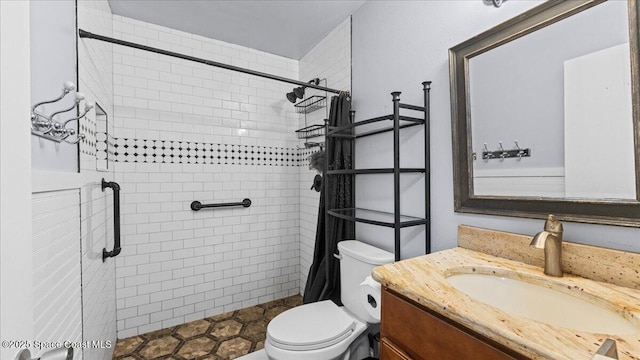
[267,300,356,351]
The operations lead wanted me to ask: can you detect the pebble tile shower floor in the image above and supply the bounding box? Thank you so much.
[113,295,302,360]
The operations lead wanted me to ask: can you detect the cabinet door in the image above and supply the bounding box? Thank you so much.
[381,289,525,360]
[380,337,413,360]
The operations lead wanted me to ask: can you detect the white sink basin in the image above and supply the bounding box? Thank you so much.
[446,273,638,335]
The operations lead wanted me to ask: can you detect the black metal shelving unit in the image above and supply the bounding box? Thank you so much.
[325,82,432,261]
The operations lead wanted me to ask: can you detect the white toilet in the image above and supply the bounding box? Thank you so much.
[264,240,394,360]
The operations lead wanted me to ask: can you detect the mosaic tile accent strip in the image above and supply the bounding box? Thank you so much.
[113,295,302,360]
[113,138,304,167]
[79,115,97,158]
[97,132,115,170]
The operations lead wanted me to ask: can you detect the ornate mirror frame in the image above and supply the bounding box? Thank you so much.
[449,0,640,227]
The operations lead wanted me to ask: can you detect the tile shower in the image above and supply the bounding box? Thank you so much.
[76,10,352,346]
[110,14,302,338]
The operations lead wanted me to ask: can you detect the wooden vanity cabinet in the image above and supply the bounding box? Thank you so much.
[380,288,528,360]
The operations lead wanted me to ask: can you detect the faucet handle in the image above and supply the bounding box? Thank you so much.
[544,214,563,234]
[591,339,618,360]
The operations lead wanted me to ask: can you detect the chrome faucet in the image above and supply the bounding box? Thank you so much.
[530,214,563,277]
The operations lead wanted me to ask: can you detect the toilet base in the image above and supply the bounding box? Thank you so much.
[349,331,373,360]
[265,323,374,360]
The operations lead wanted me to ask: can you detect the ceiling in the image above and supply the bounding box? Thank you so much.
[108,0,365,60]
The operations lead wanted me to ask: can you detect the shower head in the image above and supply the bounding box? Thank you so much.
[286,78,321,103]
[286,87,305,103]
[293,86,305,99]
[286,92,298,103]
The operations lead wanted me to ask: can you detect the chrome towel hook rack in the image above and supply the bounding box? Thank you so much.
[481,140,531,161]
[31,81,91,144]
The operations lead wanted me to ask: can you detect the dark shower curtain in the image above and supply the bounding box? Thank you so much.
[303,93,354,305]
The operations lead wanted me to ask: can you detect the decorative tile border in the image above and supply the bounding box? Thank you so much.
[114,138,305,166]
[79,116,97,158]
[96,132,115,170]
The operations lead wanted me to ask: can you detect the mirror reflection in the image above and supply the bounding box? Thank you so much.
[469,0,634,200]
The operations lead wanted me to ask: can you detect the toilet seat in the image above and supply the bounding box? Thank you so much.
[267,300,356,351]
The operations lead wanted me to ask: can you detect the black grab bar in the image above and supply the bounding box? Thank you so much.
[191,198,251,211]
[102,178,122,262]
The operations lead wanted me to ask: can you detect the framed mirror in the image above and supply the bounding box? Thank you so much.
[449,0,640,227]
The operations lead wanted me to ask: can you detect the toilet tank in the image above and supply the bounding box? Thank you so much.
[337,241,394,322]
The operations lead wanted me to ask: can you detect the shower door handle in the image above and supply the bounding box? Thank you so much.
[102,178,122,262]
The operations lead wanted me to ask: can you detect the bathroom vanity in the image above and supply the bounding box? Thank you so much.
[380,288,523,359]
[373,226,640,360]
[376,0,640,356]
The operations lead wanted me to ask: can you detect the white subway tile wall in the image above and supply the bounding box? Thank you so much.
[78,1,114,172]
[111,15,303,337]
[80,182,117,360]
[298,17,352,295]
[113,162,300,336]
[111,15,300,147]
[78,1,117,359]
[32,190,82,360]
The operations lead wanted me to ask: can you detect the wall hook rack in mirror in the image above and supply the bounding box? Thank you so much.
[481,140,531,161]
[30,81,91,144]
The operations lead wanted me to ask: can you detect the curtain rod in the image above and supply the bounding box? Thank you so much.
[78,29,345,95]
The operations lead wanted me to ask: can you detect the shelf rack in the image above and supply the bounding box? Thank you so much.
[295,95,327,114]
[327,208,428,228]
[295,124,324,140]
[325,82,432,261]
[326,168,425,175]
[326,115,425,138]
[294,79,329,149]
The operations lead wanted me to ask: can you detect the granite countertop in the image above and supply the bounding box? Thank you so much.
[372,247,640,360]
